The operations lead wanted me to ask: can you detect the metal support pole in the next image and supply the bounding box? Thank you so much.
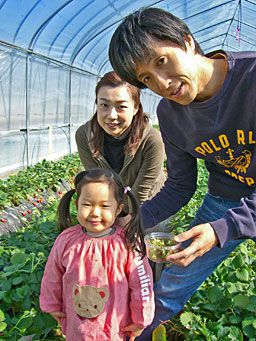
[25,54,30,167]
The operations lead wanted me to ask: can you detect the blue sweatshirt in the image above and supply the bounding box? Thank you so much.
[141,50,256,247]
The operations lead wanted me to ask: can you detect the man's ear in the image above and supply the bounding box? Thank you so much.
[184,34,195,51]
[117,204,124,216]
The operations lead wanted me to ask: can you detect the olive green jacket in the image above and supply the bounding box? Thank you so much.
[75,120,166,205]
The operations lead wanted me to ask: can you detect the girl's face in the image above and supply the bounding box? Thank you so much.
[77,182,123,233]
[96,85,137,137]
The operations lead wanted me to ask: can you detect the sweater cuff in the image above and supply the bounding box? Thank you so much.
[210,217,238,247]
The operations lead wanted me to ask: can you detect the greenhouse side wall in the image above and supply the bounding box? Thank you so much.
[0,43,160,178]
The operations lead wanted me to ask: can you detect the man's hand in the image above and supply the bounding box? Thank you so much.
[49,311,66,325]
[122,323,144,340]
[166,223,219,266]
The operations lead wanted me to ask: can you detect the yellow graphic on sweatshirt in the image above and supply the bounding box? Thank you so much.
[194,130,255,187]
[215,148,251,174]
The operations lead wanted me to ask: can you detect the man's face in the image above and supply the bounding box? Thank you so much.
[136,36,202,105]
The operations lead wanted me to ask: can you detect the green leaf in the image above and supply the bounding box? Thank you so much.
[217,325,230,337]
[10,252,27,265]
[228,326,243,341]
[227,282,238,294]
[235,268,249,282]
[180,311,193,327]
[243,324,256,338]
[12,276,24,285]
[0,280,11,291]
[233,294,250,308]
[17,316,34,329]
[152,324,167,341]
[229,315,241,324]
[242,317,256,338]
[208,286,223,303]
[0,322,7,332]
[232,254,244,267]
[0,310,5,322]
[203,303,217,311]
[247,303,256,312]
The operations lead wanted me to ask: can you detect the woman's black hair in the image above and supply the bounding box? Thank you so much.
[58,168,146,257]
[109,7,204,88]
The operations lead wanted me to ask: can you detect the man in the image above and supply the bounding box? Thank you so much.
[109,7,256,339]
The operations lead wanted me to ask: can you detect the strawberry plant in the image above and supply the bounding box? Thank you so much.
[0,154,82,210]
[0,156,255,340]
[0,200,66,340]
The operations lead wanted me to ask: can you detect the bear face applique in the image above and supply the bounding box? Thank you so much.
[72,284,109,318]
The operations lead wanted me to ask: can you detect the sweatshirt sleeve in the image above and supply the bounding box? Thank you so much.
[126,251,155,328]
[141,106,198,229]
[210,190,256,247]
[75,124,98,169]
[40,237,65,313]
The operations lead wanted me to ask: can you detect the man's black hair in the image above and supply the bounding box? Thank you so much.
[109,7,203,88]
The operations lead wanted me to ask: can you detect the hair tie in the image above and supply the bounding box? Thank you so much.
[124,186,131,194]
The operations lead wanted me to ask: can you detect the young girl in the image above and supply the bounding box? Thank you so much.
[40,168,154,341]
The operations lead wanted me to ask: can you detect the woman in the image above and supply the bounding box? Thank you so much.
[75,71,165,210]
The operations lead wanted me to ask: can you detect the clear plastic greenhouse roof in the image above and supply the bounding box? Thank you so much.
[0,0,256,75]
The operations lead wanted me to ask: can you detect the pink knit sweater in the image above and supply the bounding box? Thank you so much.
[40,224,154,340]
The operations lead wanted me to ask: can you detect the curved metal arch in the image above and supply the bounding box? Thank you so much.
[60,0,121,59]
[182,0,235,21]
[97,59,111,77]
[199,32,227,45]
[65,2,112,65]
[28,0,74,51]
[47,0,95,55]
[70,0,166,65]
[193,18,232,35]
[70,20,120,65]
[81,28,110,66]
[233,17,256,30]
[88,42,110,73]
[0,0,9,10]
[228,32,256,47]
[13,0,42,44]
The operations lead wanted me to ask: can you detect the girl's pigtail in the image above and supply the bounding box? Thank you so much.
[57,189,76,231]
[124,190,146,258]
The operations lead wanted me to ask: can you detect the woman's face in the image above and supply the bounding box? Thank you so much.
[96,85,137,137]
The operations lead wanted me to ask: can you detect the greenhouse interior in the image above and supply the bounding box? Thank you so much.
[0,0,255,340]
